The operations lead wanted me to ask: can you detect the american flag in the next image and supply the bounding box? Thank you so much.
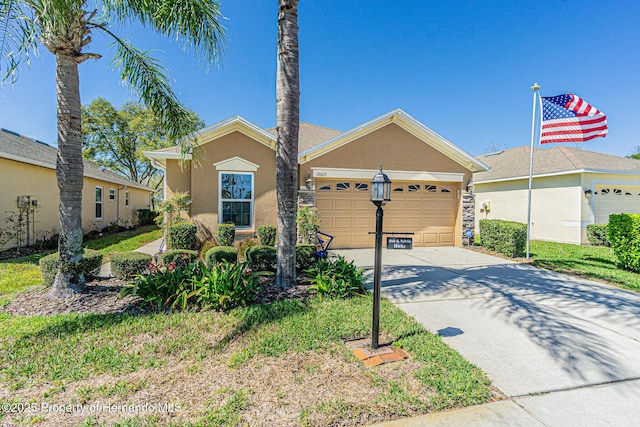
[541,94,608,143]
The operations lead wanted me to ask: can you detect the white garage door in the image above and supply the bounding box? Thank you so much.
[315,179,457,248]
[594,185,640,224]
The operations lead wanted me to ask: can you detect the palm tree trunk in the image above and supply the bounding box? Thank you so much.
[276,0,300,288]
[48,53,86,298]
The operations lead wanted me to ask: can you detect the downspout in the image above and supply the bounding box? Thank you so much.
[116,185,127,227]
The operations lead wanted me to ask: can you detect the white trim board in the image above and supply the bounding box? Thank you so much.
[312,167,464,182]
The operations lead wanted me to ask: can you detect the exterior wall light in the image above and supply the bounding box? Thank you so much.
[370,166,391,207]
[584,189,593,199]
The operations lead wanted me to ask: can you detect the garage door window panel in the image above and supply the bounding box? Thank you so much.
[220,173,253,228]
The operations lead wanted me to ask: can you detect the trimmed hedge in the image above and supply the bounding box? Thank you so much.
[39,249,103,286]
[158,249,199,269]
[168,223,197,250]
[217,223,236,247]
[205,246,238,266]
[587,224,610,247]
[608,213,640,272]
[257,225,277,246]
[246,245,277,272]
[479,219,527,257]
[110,252,152,280]
[296,244,318,272]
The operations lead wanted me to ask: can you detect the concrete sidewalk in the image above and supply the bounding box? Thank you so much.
[98,238,164,277]
[335,247,640,426]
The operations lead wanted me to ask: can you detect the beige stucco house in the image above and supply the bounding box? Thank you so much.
[0,129,152,251]
[145,109,489,248]
[473,146,640,245]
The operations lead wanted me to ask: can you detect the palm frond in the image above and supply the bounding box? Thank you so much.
[104,0,226,68]
[0,0,40,84]
[104,28,199,150]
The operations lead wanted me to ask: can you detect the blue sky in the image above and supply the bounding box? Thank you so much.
[1,0,639,157]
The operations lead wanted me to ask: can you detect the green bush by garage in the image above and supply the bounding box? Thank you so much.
[608,213,640,272]
[479,219,526,258]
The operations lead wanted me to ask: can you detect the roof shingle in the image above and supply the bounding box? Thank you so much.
[475,146,640,182]
[0,128,152,191]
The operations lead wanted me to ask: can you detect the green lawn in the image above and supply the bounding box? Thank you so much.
[0,297,490,425]
[0,226,162,301]
[530,240,640,291]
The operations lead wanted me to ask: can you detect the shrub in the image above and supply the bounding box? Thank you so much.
[198,240,217,260]
[217,223,236,246]
[205,246,238,266]
[187,261,259,310]
[257,225,277,246]
[246,245,277,272]
[587,224,610,247]
[39,249,103,286]
[608,214,640,272]
[305,256,365,299]
[110,252,152,280]
[296,244,318,272]
[297,206,321,244]
[238,237,259,262]
[167,222,197,250]
[479,219,527,257]
[120,259,203,308]
[159,249,199,269]
[136,209,159,226]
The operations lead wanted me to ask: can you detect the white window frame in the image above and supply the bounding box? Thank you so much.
[125,191,130,207]
[218,171,254,229]
[95,186,103,220]
[108,188,116,201]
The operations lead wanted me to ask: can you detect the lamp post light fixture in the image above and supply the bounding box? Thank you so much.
[370,166,391,349]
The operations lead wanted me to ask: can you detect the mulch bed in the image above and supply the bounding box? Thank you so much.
[2,275,314,316]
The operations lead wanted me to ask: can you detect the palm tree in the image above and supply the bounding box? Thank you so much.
[275,0,299,287]
[1,0,226,298]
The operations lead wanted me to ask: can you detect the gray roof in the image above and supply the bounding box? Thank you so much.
[266,122,343,152]
[0,128,152,191]
[475,145,640,182]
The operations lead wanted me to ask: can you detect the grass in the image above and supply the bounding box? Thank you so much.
[0,297,491,425]
[0,226,162,300]
[530,240,640,291]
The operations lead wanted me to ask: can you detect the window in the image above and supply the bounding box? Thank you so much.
[318,184,331,191]
[613,188,622,195]
[220,173,253,228]
[408,184,420,192]
[425,185,437,192]
[355,182,368,191]
[393,186,404,192]
[601,188,610,194]
[109,188,115,201]
[336,182,350,191]
[125,191,130,207]
[95,187,103,219]
[441,188,451,193]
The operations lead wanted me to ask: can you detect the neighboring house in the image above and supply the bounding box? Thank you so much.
[473,145,640,245]
[0,129,152,250]
[145,109,489,248]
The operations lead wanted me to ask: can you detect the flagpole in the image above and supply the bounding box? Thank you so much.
[526,83,541,260]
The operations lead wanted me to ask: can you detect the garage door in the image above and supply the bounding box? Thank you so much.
[594,185,640,224]
[315,179,457,248]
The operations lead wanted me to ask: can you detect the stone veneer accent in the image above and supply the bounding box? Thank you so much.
[462,191,475,246]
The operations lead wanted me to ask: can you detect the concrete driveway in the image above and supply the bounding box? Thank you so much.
[335,247,640,426]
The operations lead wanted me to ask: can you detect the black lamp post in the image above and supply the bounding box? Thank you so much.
[370,166,391,349]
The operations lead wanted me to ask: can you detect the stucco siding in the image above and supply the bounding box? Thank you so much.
[1,158,151,250]
[475,174,583,244]
[300,123,472,186]
[188,131,278,241]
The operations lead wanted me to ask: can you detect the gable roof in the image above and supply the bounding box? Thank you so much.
[0,128,152,191]
[474,145,640,183]
[298,109,490,173]
[145,110,489,173]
